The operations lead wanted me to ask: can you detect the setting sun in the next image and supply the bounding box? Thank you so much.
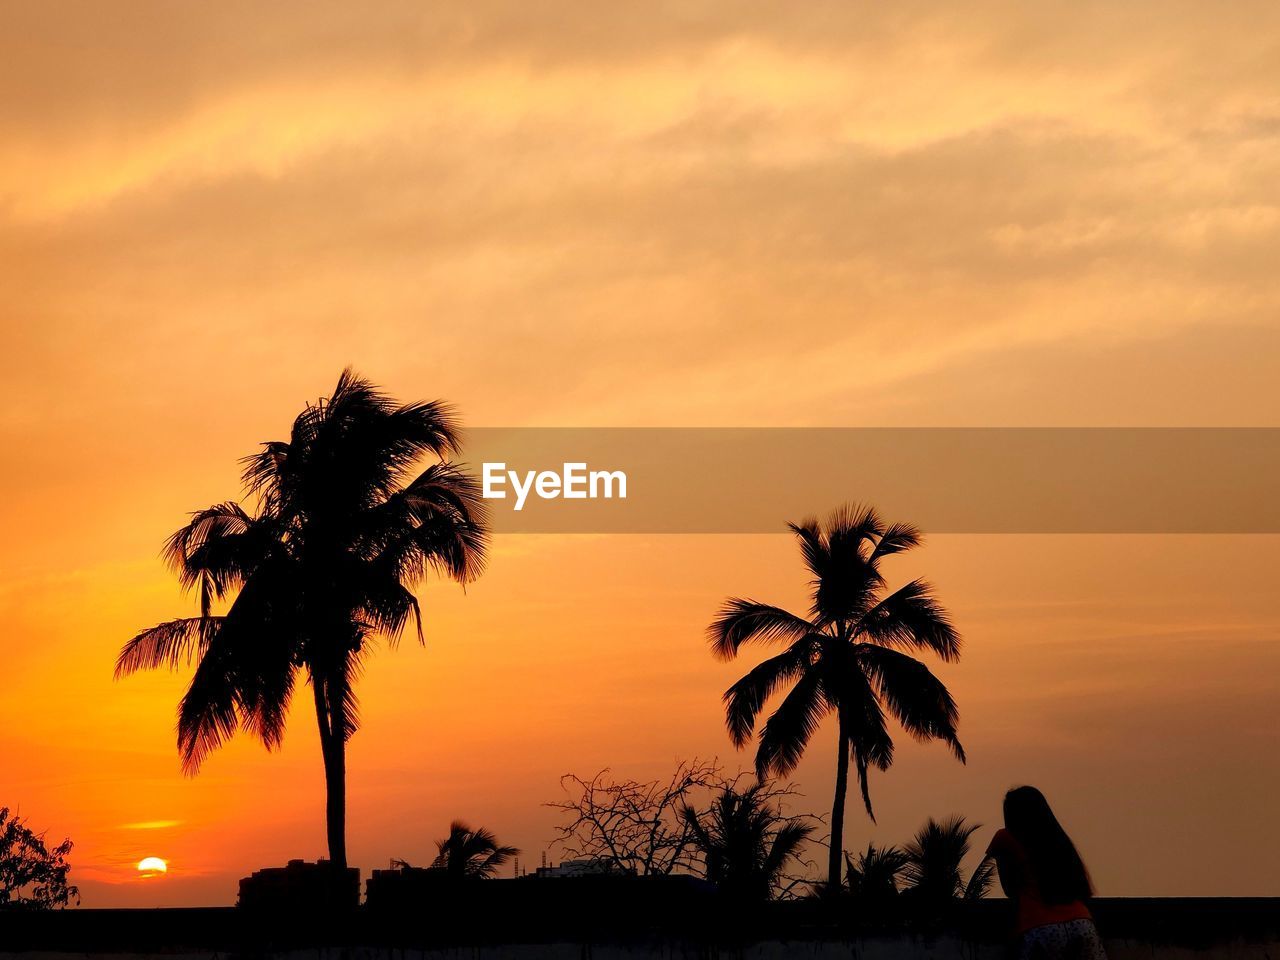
[136,857,168,875]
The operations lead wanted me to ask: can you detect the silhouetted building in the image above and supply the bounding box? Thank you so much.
[366,857,623,909]
[237,858,359,913]
[365,862,451,911]
[529,858,621,878]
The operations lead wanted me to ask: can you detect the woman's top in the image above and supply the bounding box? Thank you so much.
[987,828,1092,935]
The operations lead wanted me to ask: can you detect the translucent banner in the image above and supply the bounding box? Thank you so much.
[455,428,1280,534]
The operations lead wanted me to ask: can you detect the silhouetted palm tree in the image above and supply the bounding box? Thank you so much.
[709,505,964,891]
[681,783,814,901]
[431,822,520,879]
[116,369,488,869]
[903,815,994,903]
[845,842,909,902]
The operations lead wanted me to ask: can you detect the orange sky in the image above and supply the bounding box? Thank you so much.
[1,2,1278,906]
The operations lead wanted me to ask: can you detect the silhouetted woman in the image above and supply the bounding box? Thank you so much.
[986,786,1106,960]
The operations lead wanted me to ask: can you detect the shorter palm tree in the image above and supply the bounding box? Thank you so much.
[681,783,814,901]
[902,816,993,903]
[710,505,965,891]
[845,843,909,902]
[431,822,520,879]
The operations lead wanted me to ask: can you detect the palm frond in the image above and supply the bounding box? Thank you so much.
[824,504,884,565]
[116,617,220,677]
[846,843,908,898]
[903,815,982,899]
[755,669,829,779]
[762,819,815,883]
[856,644,964,762]
[176,643,243,775]
[708,599,814,661]
[964,854,996,900]
[869,522,922,561]
[808,507,887,626]
[360,463,489,594]
[358,579,423,647]
[163,502,270,616]
[240,441,292,500]
[337,653,363,741]
[787,517,828,582]
[853,723,895,821]
[822,667,894,819]
[315,370,463,502]
[855,579,960,662]
[722,644,810,747]
[241,655,298,751]
[175,571,300,772]
[432,821,520,878]
[685,782,815,899]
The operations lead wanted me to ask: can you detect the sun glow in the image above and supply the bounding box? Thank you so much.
[121,820,182,831]
[137,857,168,875]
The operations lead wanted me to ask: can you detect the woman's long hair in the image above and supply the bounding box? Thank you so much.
[1003,786,1094,904]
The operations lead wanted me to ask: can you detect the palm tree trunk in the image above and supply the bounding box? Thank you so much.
[323,730,347,870]
[314,676,348,870]
[828,712,850,891]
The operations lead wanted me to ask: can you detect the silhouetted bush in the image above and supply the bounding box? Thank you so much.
[0,807,78,910]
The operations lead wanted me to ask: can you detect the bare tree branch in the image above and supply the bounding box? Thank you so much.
[547,760,826,899]
[546,759,725,876]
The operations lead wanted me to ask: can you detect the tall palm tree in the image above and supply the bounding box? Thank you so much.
[431,822,520,879]
[903,815,994,902]
[680,783,814,901]
[116,369,489,870]
[708,505,964,891]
